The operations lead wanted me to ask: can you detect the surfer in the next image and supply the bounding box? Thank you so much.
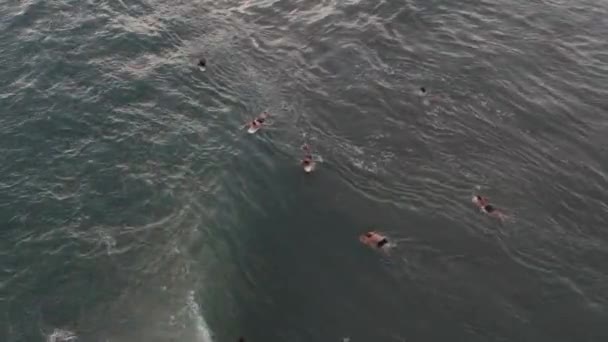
[472,195,506,220]
[197,58,206,71]
[418,86,432,105]
[245,111,269,133]
[359,231,389,250]
[301,144,315,173]
[418,86,443,104]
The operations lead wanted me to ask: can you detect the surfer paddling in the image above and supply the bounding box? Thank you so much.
[472,195,506,220]
[301,144,316,173]
[245,111,269,134]
[359,231,390,251]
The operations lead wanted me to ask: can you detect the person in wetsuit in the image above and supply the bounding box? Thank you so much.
[472,194,505,220]
[253,116,265,126]
[245,112,269,130]
[300,144,314,170]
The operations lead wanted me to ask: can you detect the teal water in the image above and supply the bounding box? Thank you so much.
[1,0,608,341]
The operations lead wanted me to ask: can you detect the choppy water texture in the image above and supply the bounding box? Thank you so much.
[1,0,608,341]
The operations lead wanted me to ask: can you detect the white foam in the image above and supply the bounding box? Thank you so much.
[47,329,77,342]
[186,290,213,342]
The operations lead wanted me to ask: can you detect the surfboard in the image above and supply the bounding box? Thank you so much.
[247,124,261,134]
[303,162,315,173]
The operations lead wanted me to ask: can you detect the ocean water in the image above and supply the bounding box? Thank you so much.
[1,0,608,341]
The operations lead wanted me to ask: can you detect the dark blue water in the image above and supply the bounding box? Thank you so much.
[2,0,608,341]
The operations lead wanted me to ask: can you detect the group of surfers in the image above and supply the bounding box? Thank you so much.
[244,111,315,173]
[243,110,507,254]
[198,58,509,342]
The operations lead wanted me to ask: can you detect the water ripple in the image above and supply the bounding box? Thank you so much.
[2,0,608,340]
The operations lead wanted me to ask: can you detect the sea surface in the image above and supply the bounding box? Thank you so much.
[1,0,608,341]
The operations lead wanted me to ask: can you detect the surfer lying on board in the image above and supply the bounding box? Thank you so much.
[359,231,390,250]
[244,111,269,133]
[301,144,316,173]
[472,195,506,220]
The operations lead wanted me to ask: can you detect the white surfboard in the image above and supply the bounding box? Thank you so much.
[303,162,315,173]
[247,125,261,134]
